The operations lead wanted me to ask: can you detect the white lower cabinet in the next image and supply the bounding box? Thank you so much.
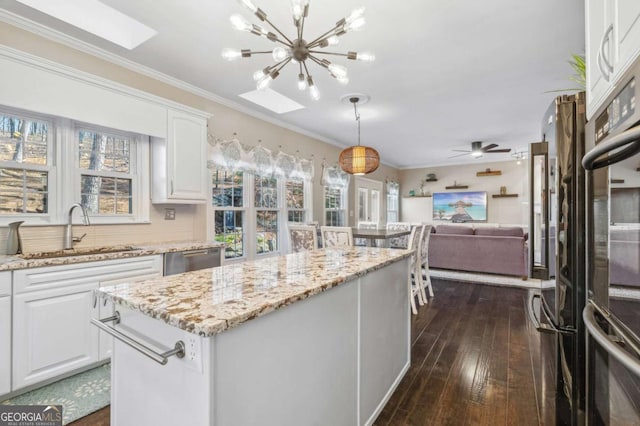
[0,271,11,396]
[11,255,161,391]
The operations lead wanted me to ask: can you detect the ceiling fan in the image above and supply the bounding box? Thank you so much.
[449,141,512,158]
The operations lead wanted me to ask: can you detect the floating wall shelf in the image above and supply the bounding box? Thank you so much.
[445,185,469,190]
[476,169,502,177]
[425,178,438,182]
[492,194,518,198]
[403,195,432,198]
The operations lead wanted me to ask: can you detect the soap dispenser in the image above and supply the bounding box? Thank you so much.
[6,221,24,255]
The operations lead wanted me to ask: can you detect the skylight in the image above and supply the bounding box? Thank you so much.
[239,89,305,114]
[16,0,157,50]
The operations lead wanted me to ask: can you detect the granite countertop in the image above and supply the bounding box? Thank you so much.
[96,247,413,337]
[0,241,225,271]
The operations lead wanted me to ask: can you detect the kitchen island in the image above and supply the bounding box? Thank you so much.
[95,247,412,426]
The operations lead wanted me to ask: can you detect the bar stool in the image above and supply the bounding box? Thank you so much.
[407,224,425,314]
[417,224,433,303]
[287,224,318,253]
[320,226,354,247]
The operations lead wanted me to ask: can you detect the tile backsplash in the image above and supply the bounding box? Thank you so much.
[0,204,205,255]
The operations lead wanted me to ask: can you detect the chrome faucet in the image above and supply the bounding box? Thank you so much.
[64,203,90,250]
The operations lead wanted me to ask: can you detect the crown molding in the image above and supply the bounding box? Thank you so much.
[0,9,371,158]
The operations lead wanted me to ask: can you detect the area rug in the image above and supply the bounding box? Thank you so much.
[1,363,110,425]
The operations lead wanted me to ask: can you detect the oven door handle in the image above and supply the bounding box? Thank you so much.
[583,303,640,378]
[526,290,572,334]
[582,124,640,170]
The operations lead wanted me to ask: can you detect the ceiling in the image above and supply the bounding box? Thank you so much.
[0,0,585,169]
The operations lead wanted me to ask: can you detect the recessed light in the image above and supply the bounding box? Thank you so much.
[239,89,305,114]
[15,0,157,50]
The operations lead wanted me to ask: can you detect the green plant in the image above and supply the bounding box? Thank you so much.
[568,53,586,90]
[546,53,586,92]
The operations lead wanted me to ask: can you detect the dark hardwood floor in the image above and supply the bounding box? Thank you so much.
[376,279,541,426]
[70,279,541,426]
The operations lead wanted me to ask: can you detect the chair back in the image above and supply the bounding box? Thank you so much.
[355,221,378,246]
[320,226,354,247]
[420,225,433,266]
[387,222,411,248]
[288,224,318,252]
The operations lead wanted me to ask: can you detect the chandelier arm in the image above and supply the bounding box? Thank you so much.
[307,25,343,48]
[308,50,349,57]
[261,17,293,44]
[273,57,293,73]
[307,55,326,68]
[302,60,312,78]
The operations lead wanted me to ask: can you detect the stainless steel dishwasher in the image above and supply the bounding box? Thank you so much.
[163,247,223,276]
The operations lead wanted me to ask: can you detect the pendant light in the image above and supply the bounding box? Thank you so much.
[339,97,379,175]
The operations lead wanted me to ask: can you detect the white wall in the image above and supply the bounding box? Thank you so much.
[399,159,529,226]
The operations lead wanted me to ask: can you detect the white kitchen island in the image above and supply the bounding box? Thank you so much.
[95,247,412,426]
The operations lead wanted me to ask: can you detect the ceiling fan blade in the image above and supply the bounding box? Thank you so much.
[486,148,512,153]
[481,143,498,152]
[447,152,470,158]
[451,149,471,153]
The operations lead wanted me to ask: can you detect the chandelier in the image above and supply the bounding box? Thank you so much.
[339,96,379,175]
[222,0,375,100]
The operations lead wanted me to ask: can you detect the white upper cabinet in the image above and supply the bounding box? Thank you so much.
[152,109,210,204]
[586,0,640,119]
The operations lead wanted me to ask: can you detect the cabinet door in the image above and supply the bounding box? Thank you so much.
[0,271,11,396]
[12,282,99,390]
[167,109,208,201]
[97,272,161,361]
[615,0,640,75]
[586,0,613,119]
[0,295,10,396]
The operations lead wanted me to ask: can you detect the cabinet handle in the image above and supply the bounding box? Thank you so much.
[597,49,611,82]
[600,24,614,75]
[91,310,185,366]
[170,180,174,195]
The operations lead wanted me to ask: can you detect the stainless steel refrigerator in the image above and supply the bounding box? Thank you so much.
[527,92,587,425]
[582,56,640,425]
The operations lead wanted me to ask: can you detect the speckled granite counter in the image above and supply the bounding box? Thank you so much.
[97,247,412,337]
[0,241,224,271]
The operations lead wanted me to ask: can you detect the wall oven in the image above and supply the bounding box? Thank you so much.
[583,57,640,425]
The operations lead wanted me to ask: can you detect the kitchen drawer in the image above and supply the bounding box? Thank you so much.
[13,255,162,294]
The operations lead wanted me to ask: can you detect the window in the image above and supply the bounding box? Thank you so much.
[0,112,52,216]
[325,186,346,226]
[78,128,134,215]
[286,179,305,222]
[212,169,245,259]
[255,174,278,255]
[0,106,149,225]
[387,182,399,223]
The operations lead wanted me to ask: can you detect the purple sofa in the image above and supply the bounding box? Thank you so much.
[610,228,640,288]
[429,225,528,277]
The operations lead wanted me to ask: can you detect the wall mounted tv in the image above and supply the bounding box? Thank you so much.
[432,191,488,222]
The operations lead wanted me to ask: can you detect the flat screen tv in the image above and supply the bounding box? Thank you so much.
[432,191,487,222]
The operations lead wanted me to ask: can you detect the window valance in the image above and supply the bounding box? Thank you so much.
[321,163,350,189]
[207,136,314,181]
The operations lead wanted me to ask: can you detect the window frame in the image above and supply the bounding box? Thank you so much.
[69,121,149,224]
[324,185,347,226]
[211,167,247,260]
[386,185,399,223]
[207,168,313,262]
[0,107,58,226]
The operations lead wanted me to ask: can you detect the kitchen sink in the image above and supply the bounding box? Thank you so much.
[18,246,141,260]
